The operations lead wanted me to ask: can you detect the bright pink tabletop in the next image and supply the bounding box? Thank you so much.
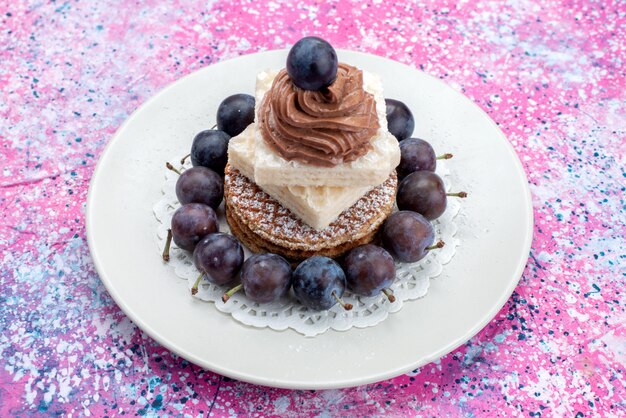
[1,1,625,416]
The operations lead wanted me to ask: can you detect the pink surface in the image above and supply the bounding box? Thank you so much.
[1,0,625,416]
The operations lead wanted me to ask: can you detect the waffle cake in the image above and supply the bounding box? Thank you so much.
[224,164,397,261]
[224,56,400,260]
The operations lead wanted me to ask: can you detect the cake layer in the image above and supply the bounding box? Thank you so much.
[224,165,397,261]
[253,70,400,187]
[229,124,373,230]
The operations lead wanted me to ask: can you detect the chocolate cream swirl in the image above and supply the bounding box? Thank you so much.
[259,63,380,167]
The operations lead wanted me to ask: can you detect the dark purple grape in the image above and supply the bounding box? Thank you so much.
[286,36,338,91]
[397,171,447,220]
[190,130,231,175]
[240,253,292,303]
[381,211,434,263]
[343,245,396,297]
[398,138,436,179]
[171,203,218,251]
[293,256,347,311]
[217,94,255,137]
[193,233,244,285]
[175,166,223,209]
[385,98,415,141]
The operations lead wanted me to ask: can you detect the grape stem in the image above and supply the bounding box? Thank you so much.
[332,291,353,311]
[162,229,172,262]
[180,154,190,165]
[437,153,453,160]
[191,272,204,295]
[426,240,445,251]
[166,162,182,176]
[447,191,468,198]
[211,123,217,130]
[382,288,396,303]
[222,284,243,303]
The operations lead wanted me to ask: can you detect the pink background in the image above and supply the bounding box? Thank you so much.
[1,0,625,416]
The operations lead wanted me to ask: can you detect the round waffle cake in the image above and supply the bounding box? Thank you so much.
[224,164,397,261]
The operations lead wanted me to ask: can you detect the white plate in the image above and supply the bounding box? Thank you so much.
[87,50,533,389]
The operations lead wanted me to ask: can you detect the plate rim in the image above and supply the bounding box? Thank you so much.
[86,48,534,389]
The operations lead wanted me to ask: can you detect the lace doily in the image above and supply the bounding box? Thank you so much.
[154,158,459,337]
